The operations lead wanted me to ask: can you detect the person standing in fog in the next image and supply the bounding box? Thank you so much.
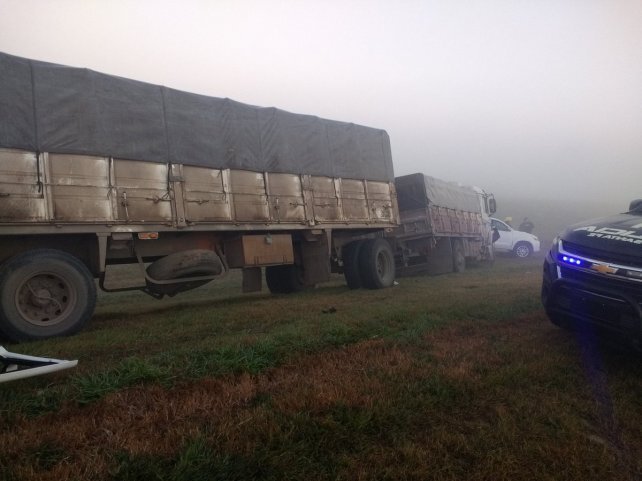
[519,217,534,233]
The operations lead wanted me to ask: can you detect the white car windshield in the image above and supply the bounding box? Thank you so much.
[492,219,511,232]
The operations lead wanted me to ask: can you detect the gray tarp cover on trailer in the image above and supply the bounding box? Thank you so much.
[395,173,481,213]
[0,51,394,182]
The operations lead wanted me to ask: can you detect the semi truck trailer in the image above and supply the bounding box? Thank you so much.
[0,52,399,341]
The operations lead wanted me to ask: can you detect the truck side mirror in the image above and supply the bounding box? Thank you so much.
[488,197,497,215]
[629,199,642,212]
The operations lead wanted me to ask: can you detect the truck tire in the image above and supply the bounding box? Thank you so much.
[146,249,223,296]
[513,242,533,258]
[453,241,466,273]
[342,241,364,289]
[265,265,305,294]
[358,238,395,289]
[0,249,97,342]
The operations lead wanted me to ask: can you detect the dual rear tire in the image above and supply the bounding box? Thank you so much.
[267,238,396,294]
[342,238,395,290]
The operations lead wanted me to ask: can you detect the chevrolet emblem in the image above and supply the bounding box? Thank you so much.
[591,263,618,275]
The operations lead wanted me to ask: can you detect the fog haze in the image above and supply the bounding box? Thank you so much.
[1,0,640,213]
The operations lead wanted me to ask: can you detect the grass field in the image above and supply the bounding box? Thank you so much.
[1,256,641,481]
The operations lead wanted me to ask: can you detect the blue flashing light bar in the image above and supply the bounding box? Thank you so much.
[560,255,583,266]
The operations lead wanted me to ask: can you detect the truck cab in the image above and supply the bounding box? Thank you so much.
[470,186,496,259]
[541,199,642,350]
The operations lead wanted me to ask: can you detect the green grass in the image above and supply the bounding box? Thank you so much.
[110,437,269,481]
[1,256,640,481]
[72,357,174,404]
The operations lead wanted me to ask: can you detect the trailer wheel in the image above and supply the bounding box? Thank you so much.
[342,241,364,289]
[146,249,223,296]
[0,249,96,342]
[359,238,395,289]
[453,241,466,273]
[265,265,305,294]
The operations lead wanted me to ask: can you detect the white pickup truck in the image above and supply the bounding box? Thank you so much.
[491,218,540,258]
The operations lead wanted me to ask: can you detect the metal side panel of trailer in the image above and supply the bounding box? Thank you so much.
[0,148,399,234]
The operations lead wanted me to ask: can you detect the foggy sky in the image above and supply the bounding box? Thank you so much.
[1,0,640,209]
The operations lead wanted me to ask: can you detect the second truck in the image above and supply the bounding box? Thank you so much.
[390,173,496,277]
